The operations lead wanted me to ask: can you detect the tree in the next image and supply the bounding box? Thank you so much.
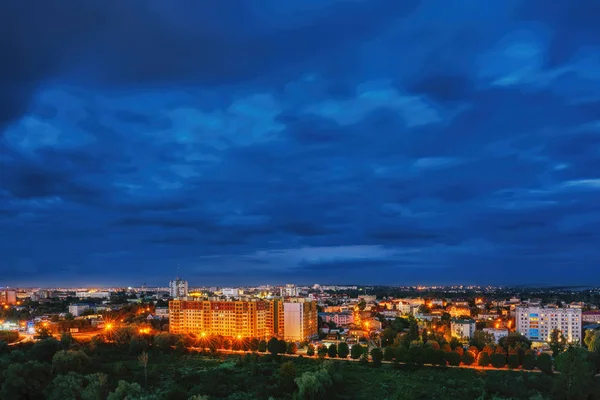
[584,329,600,353]
[490,353,506,369]
[537,352,553,374]
[383,346,395,361]
[395,345,408,363]
[286,342,298,355]
[45,372,84,400]
[499,332,531,351]
[0,340,7,355]
[30,338,62,363]
[357,299,367,311]
[295,369,332,400]
[350,344,363,360]
[406,319,419,343]
[107,380,143,400]
[469,330,495,351]
[507,353,519,369]
[522,352,537,370]
[0,361,52,399]
[138,351,148,391]
[477,352,490,367]
[337,342,349,358]
[268,337,281,355]
[549,329,566,357]
[306,344,315,357]
[60,332,74,348]
[553,345,596,399]
[327,343,337,358]
[408,345,425,365]
[249,338,260,352]
[463,350,476,366]
[445,351,461,366]
[52,350,92,375]
[278,361,297,393]
[129,336,148,355]
[317,344,328,359]
[81,373,109,400]
[278,339,288,355]
[153,332,174,353]
[370,347,383,366]
[258,339,267,353]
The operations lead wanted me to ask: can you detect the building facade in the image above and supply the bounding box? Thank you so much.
[515,306,582,343]
[483,328,510,343]
[169,299,273,338]
[582,311,600,324]
[283,299,318,341]
[68,303,90,317]
[450,319,476,339]
[0,290,17,305]
[319,311,354,326]
[169,278,189,299]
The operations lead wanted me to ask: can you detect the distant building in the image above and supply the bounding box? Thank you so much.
[76,291,110,299]
[0,290,17,305]
[451,319,476,339]
[516,306,582,343]
[155,307,169,319]
[68,303,91,317]
[448,306,471,318]
[282,284,299,297]
[582,311,600,324]
[319,312,354,326]
[222,288,241,298]
[483,328,510,343]
[283,298,318,341]
[169,278,188,299]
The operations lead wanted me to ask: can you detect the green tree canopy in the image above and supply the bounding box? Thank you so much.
[350,344,363,360]
[52,349,92,375]
[337,342,349,358]
[327,343,337,358]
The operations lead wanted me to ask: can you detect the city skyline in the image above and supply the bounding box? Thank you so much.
[2,1,600,286]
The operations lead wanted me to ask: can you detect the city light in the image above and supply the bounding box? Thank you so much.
[105,323,113,331]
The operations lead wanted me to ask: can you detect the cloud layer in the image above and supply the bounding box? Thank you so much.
[1,1,600,286]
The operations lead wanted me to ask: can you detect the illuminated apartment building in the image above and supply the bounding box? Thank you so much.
[169,298,317,341]
[515,306,582,343]
[283,298,318,341]
[169,300,272,338]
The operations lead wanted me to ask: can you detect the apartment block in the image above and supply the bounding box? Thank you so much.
[283,298,318,341]
[515,306,582,343]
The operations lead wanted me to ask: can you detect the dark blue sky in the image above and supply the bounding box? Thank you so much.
[1,1,600,287]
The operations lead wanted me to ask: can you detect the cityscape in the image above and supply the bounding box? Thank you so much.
[1,282,600,398]
[2,1,600,399]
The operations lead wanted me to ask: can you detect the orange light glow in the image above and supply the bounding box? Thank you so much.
[237,334,241,340]
[201,332,206,337]
[105,323,113,330]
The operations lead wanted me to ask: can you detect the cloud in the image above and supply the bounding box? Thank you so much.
[1,1,599,286]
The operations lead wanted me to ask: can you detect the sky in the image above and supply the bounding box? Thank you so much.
[1,1,600,287]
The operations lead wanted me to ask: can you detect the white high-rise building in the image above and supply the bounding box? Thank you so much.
[515,306,582,343]
[222,288,241,298]
[450,319,476,339]
[281,284,299,297]
[169,278,188,299]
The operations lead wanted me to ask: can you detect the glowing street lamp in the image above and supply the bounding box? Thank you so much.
[105,323,113,331]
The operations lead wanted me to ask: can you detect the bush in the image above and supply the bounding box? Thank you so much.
[370,348,383,366]
[522,353,537,370]
[463,350,476,365]
[477,352,490,367]
[507,354,519,369]
[306,344,315,357]
[350,344,363,360]
[490,353,506,369]
[394,346,408,363]
[327,344,337,358]
[383,346,395,361]
[445,351,461,366]
[337,342,349,358]
[537,353,553,374]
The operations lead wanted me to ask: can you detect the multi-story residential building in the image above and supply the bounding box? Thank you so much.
[222,288,241,298]
[515,306,582,343]
[155,307,169,319]
[450,319,476,339]
[169,278,188,299]
[448,306,471,318]
[68,303,90,317]
[582,311,600,324]
[169,299,273,338]
[281,284,299,297]
[319,312,354,326]
[0,290,17,305]
[483,328,510,343]
[283,298,318,341]
[76,291,110,299]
